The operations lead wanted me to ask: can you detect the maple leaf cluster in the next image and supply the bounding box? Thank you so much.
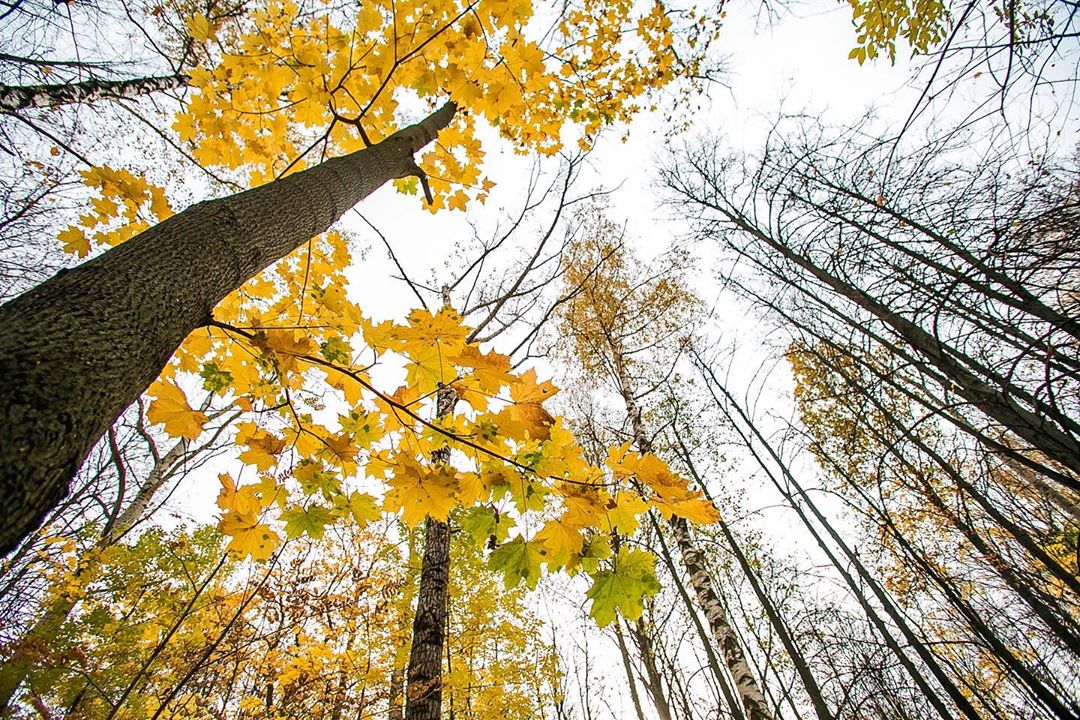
[147,302,717,626]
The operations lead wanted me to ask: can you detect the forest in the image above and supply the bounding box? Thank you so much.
[0,0,1076,716]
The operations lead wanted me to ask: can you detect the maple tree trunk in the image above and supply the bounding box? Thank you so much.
[0,101,456,556]
[404,383,455,720]
[404,516,450,720]
[0,431,190,711]
[0,74,189,111]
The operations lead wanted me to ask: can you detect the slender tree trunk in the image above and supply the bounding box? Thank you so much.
[667,517,772,720]
[695,360,983,720]
[404,380,456,720]
[0,101,457,555]
[403,519,450,720]
[650,513,746,720]
[791,334,1080,599]
[608,343,772,720]
[718,206,1080,486]
[671,434,834,720]
[0,74,189,112]
[613,619,649,720]
[387,664,405,720]
[629,618,675,720]
[388,530,419,720]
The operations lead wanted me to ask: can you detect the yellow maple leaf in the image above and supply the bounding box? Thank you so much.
[600,491,648,536]
[216,473,262,515]
[147,380,207,440]
[187,12,215,42]
[652,492,720,525]
[218,511,280,561]
[402,307,470,349]
[255,329,317,375]
[510,368,558,404]
[236,424,286,471]
[534,517,584,567]
[452,345,515,393]
[58,226,90,257]
[320,431,359,472]
[383,458,459,527]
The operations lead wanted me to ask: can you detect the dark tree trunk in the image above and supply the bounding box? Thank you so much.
[0,74,189,111]
[629,618,675,720]
[404,517,450,720]
[695,361,984,720]
[719,205,1080,488]
[404,383,456,720]
[614,619,649,720]
[0,101,457,554]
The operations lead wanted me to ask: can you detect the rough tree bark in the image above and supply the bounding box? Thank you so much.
[0,429,194,711]
[403,381,456,720]
[0,74,189,111]
[0,101,457,555]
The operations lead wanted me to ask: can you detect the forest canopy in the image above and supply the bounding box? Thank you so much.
[0,0,1077,717]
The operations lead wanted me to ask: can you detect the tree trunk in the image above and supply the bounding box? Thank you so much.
[695,360,983,720]
[0,74,189,112]
[404,516,450,720]
[629,618,675,720]
[613,619,649,720]
[667,517,772,720]
[671,434,833,720]
[608,343,772,720]
[0,431,192,711]
[0,101,457,555]
[404,382,456,720]
[650,513,746,720]
[720,206,1080,487]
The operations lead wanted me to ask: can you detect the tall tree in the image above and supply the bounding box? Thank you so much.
[0,101,456,554]
[555,214,776,720]
[0,0,719,553]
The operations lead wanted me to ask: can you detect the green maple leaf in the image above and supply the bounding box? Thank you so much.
[200,362,233,393]
[488,536,542,590]
[460,506,508,548]
[586,548,661,627]
[280,504,337,539]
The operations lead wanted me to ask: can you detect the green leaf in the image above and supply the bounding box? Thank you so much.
[585,548,661,627]
[460,506,509,548]
[567,534,612,576]
[199,362,233,393]
[488,536,542,590]
[280,504,337,539]
[320,337,352,364]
